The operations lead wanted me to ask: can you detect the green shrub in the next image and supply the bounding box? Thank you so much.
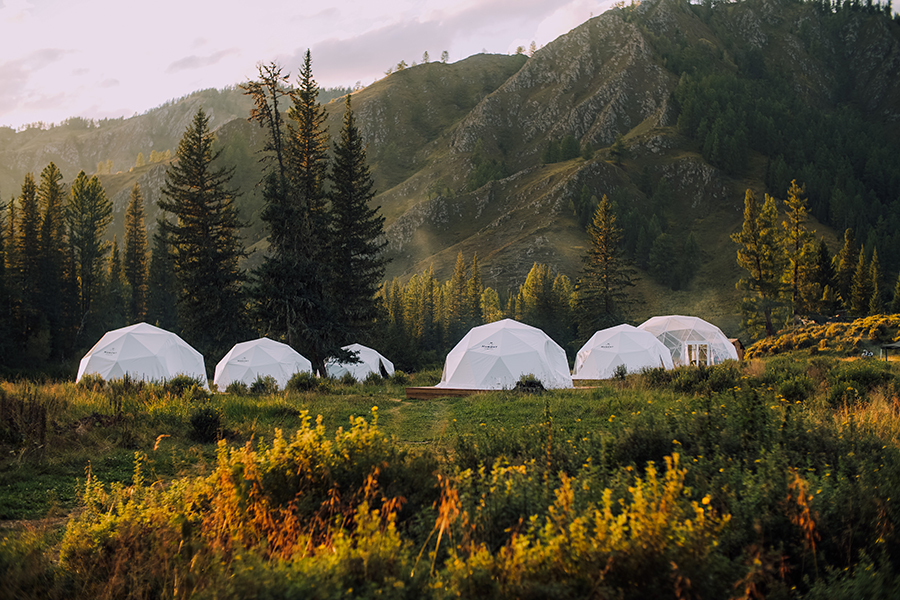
[225,380,249,396]
[364,371,384,385]
[250,374,279,395]
[164,374,208,399]
[76,373,105,391]
[189,406,221,443]
[286,371,318,392]
[339,372,357,386]
[390,370,411,385]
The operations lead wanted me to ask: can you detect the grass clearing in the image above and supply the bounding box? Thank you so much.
[3,354,900,597]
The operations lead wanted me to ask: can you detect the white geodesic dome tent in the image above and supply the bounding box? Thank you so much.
[76,322,208,387]
[637,315,739,367]
[436,319,573,390]
[214,337,312,390]
[573,324,675,379]
[325,343,395,381]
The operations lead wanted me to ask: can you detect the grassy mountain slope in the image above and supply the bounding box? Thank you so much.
[2,0,899,340]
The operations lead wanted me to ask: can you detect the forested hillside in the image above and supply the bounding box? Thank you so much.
[1,0,899,370]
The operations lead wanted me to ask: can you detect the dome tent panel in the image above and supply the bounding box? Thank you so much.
[573,323,674,379]
[214,337,313,390]
[437,319,572,390]
[325,344,395,381]
[77,322,208,388]
[637,315,738,367]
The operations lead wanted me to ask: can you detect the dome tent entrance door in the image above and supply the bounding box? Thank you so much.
[685,342,710,367]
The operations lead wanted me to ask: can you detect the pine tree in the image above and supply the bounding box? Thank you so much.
[520,262,555,332]
[892,272,900,314]
[145,221,178,330]
[481,287,503,323]
[834,228,858,308]
[466,253,483,327]
[850,250,872,315]
[446,252,468,341]
[37,163,68,357]
[576,194,635,338]
[16,174,41,347]
[105,235,128,329]
[67,171,113,340]
[328,94,387,339]
[732,189,784,338]
[810,238,835,313]
[781,180,815,315]
[123,183,148,323]
[0,205,11,362]
[159,107,247,361]
[245,55,344,375]
[869,248,883,315]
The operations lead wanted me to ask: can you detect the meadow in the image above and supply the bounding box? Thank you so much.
[2,350,900,599]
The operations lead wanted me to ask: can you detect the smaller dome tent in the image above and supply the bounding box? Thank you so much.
[214,338,312,390]
[573,324,674,379]
[325,344,395,381]
[638,315,738,366]
[437,319,573,390]
[77,322,208,387]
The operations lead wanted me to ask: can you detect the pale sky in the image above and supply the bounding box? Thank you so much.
[0,0,616,129]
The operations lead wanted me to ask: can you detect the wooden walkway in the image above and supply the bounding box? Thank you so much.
[405,387,485,399]
[406,385,601,399]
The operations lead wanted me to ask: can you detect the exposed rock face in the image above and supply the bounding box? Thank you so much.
[449,12,677,166]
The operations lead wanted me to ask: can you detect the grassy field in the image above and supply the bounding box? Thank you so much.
[3,349,900,598]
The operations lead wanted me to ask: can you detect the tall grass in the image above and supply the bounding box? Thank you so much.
[2,355,900,597]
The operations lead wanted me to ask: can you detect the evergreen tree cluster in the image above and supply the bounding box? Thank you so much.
[241,54,388,376]
[0,54,388,377]
[542,134,593,164]
[733,180,897,339]
[375,254,578,371]
[577,182,699,292]
[0,168,152,368]
[663,3,900,276]
[378,195,637,372]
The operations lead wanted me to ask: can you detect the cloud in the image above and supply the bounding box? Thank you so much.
[166,48,239,74]
[0,49,67,114]
[99,78,119,88]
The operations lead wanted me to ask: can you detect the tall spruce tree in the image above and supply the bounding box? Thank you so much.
[159,108,247,361]
[67,171,113,341]
[869,248,883,315]
[38,163,69,357]
[0,204,11,362]
[328,94,387,339]
[575,194,635,338]
[244,56,346,375]
[105,235,128,329]
[123,183,148,323]
[781,180,814,315]
[892,272,900,314]
[810,238,836,314]
[16,174,41,348]
[850,250,872,315]
[145,221,179,330]
[834,229,858,308]
[732,189,784,338]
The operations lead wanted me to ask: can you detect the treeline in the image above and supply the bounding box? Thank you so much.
[375,256,576,369]
[0,53,388,378]
[733,180,900,338]
[0,165,181,369]
[376,194,635,371]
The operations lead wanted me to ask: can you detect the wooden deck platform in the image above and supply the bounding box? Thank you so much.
[406,385,600,399]
[405,387,485,399]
